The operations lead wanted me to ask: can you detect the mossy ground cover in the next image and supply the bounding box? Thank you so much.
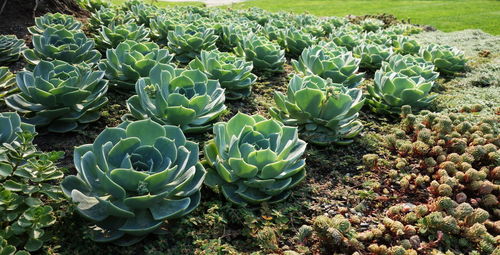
[0,5,498,255]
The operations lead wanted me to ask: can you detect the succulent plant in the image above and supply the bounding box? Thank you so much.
[362,32,393,47]
[0,67,18,100]
[219,24,250,50]
[392,36,421,55]
[353,43,393,71]
[278,28,317,57]
[94,22,150,51]
[270,75,364,145]
[98,40,174,90]
[0,112,35,144]
[167,24,218,64]
[204,112,307,206]
[188,50,257,100]
[23,28,101,65]
[5,60,108,133]
[125,64,226,133]
[0,112,64,253]
[330,30,362,50]
[28,13,83,35]
[0,35,26,65]
[291,45,364,88]
[61,119,206,245]
[235,34,285,73]
[130,3,161,26]
[88,7,135,32]
[366,71,436,114]
[360,18,384,32]
[149,15,179,45]
[381,55,439,83]
[420,44,467,75]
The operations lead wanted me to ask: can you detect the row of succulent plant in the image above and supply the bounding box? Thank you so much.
[0,112,64,253]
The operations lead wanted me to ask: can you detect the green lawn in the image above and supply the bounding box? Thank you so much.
[110,0,204,8]
[232,0,500,35]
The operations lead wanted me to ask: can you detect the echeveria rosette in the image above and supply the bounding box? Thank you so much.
[381,54,439,83]
[392,36,421,55]
[5,60,108,133]
[204,113,307,206]
[0,67,18,100]
[28,13,82,35]
[188,50,257,100]
[353,43,394,71]
[0,35,26,65]
[23,27,101,66]
[270,75,364,145]
[167,25,218,64]
[98,40,174,90]
[235,34,285,73]
[0,112,35,145]
[329,30,362,50]
[61,119,206,246]
[88,7,135,32]
[360,18,384,32]
[125,64,226,134]
[278,28,317,58]
[219,25,249,50]
[420,44,467,75]
[291,45,364,88]
[94,22,150,52]
[367,71,436,115]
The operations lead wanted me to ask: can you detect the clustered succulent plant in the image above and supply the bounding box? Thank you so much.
[0,112,64,253]
[353,43,393,71]
[6,60,109,132]
[0,35,26,65]
[94,22,150,51]
[381,54,439,83]
[125,64,226,133]
[420,44,467,75]
[167,25,218,64]
[361,108,499,254]
[204,113,307,206]
[392,36,421,55]
[188,50,257,100]
[271,75,365,145]
[366,71,436,115]
[24,28,101,65]
[98,40,173,90]
[61,119,206,245]
[278,28,317,57]
[360,18,384,32]
[28,13,83,35]
[291,45,364,88]
[88,7,135,32]
[235,33,285,73]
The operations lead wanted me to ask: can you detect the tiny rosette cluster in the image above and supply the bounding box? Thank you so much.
[98,40,173,90]
[23,28,101,65]
[381,55,439,83]
[0,35,26,65]
[235,33,285,73]
[126,64,226,133]
[392,36,421,55]
[28,13,82,35]
[204,113,307,206]
[6,60,108,133]
[367,71,436,114]
[61,119,206,245]
[420,44,467,75]
[94,22,150,51]
[292,45,364,88]
[0,112,35,144]
[188,50,257,100]
[167,25,218,63]
[270,75,364,145]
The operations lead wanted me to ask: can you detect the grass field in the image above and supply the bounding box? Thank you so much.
[232,0,500,35]
[110,0,204,7]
